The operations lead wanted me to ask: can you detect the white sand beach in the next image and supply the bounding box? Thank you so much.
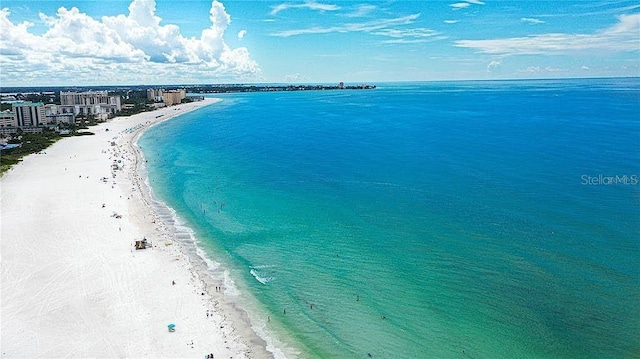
[1,100,275,358]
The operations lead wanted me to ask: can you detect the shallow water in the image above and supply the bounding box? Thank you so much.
[140,78,640,358]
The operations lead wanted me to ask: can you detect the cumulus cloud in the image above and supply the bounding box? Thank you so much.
[44,6,153,62]
[444,20,459,24]
[454,13,640,55]
[238,30,247,40]
[0,0,260,85]
[270,1,340,16]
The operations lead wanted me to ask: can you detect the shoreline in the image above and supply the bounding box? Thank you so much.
[0,99,281,358]
[131,102,296,359]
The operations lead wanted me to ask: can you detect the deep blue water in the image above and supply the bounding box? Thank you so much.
[139,78,640,358]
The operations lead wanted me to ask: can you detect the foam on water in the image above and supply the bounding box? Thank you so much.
[249,269,269,285]
[250,267,275,285]
[223,270,240,297]
[137,133,291,358]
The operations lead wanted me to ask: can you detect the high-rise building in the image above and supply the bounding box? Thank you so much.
[59,91,121,120]
[147,88,164,102]
[0,109,17,127]
[13,102,45,127]
[44,104,75,124]
[162,90,185,106]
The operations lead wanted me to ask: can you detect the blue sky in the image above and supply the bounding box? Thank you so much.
[1,0,638,85]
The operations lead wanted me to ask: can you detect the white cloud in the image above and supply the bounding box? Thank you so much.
[450,3,471,10]
[444,20,459,24]
[450,0,484,10]
[454,14,640,55]
[381,38,441,44]
[373,28,438,39]
[518,66,563,74]
[0,0,260,85]
[521,17,545,24]
[344,4,377,18]
[373,28,441,44]
[271,13,420,37]
[270,1,340,16]
[607,12,640,33]
[238,29,247,40]
[581,65,590,70]
[487,60,501,72]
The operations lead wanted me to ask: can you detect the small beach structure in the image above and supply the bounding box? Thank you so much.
[135,238,150,250]
[168,323,176,332]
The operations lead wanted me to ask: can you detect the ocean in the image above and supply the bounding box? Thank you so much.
[138,78,640,359]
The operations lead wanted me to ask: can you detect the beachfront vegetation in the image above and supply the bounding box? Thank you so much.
[0,131,61,174]
[115,90,152,117]
[0,126,95,175]
[1,93,58,110]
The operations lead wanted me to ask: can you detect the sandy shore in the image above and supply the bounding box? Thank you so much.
[1,100,275,358]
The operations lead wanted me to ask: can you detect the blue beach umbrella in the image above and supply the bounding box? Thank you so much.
[168,323,176,331]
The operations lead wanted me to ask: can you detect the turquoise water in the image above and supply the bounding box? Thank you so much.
[139,79,640,358]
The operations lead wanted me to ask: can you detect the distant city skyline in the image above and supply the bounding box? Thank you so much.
[1,0,639,86]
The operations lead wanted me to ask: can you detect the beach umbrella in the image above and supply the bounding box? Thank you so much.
[168,323,176,332]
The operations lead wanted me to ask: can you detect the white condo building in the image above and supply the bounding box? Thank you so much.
[147,88,164,102]
[44,104,75,125]
[60,91,121,120]
[0,109,17,128]
[13,102,45,127]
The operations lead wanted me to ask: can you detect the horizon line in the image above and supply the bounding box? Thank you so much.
[1,76,638,91]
